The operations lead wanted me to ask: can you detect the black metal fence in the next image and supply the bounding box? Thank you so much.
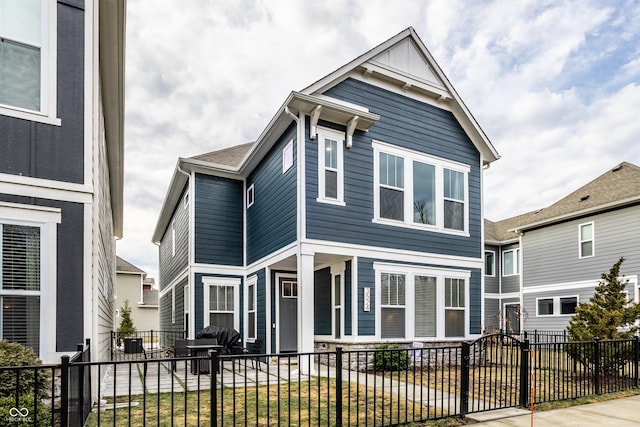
[110,330,185,361]
[3,335,640,426]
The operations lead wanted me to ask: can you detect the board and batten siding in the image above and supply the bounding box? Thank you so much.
[246,125,297,264]
[159,187,189,291]
[0,1,85,184]
[194,174,243,266]
[523,206,640,288]
[306,78,482,259]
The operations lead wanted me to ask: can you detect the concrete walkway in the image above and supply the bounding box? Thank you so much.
[467,393,640,426]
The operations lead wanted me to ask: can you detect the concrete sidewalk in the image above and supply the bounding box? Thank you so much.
[467,393,640,426]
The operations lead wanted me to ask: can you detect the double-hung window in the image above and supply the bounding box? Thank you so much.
[380,273,405,338]
[246,277,257,340]
[502,249,520,276]
[203,277,240,330]
[444,278,465,337]
[317,128,344,205]
[0,0,58,123]
[485,251,495,276]
[0,223,41,353]
[579,222,594,258]
[373,141,469,233]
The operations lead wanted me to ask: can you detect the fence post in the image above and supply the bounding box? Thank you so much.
[594,337,601,395]
[210,350,218,427]
[60,355,70,427]
[460,342,470,417]
[519,339,530,408]
[634,336,639,388]
[150,330,154,350]
[336,346,343,426]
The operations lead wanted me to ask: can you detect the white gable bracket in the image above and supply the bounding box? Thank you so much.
[346,116,359,148]
[310,105,323,140]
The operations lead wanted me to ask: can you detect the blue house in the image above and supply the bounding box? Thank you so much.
[153,28,500,356]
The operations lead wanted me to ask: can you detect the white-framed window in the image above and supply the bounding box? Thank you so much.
[444,278,465,337]
[380,272,405,338]
[317,127,345,205]
[171,220,176,257]
[247,183,255,208]
[245,277,257,340]
[0,0,59,125]
[282,139,294,173]
[502,248,520,276]
[536,295,578,316]
[281,280,298,298]
[183,285,189,336]
[579,222,594,258]
[485,251,495,277]
[0,202,60,361]
[374,263,470,340]
[373,141,470,234]
[333,273,342,339]
[171,287,175,324]
[203,277,240,330]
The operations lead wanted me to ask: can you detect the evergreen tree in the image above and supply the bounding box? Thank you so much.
[117,299,136,339]
[567,257,640,341]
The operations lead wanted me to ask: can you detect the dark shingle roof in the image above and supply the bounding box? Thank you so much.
[487,162,640,242]
[116,256,146,275]
[190,142,254,167]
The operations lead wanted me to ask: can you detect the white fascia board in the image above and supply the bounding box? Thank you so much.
[151,161,190,244]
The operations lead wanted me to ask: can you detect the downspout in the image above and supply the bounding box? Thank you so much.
[176,162,192,337]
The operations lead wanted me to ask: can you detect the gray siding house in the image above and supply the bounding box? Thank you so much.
[484,162,640,334]
[153,28,500,359]
[0,0,126,363]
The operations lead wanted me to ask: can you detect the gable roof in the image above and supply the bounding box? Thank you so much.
[488,162,640,242]
[303,27,500,166]
[116,256,146,275]
[153,28,500,243]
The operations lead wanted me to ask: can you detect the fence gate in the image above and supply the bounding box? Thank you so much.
[461,333,526,415]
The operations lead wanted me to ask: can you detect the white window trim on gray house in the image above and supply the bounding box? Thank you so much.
[374,262,470,340]
[0,0,59,125]
[579,222,594,259]
[317,127,345,205]
[372,140,470,235]
[502,248,520,276]
[485,250,496,277]
[536,295,579,317]
[244,275,257,341]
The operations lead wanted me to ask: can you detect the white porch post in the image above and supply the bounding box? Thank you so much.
[298,250,315,374]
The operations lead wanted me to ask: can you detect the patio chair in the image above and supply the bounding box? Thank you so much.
[243,338,264,370]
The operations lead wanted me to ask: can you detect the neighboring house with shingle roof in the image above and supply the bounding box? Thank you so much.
[115,257,159,332]
[153,28,500,359]
[484,162,640,334]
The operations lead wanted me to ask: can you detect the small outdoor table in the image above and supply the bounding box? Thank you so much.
[187,344,224,374]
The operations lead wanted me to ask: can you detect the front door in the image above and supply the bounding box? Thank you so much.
[279,278,298,352]
[504,304,521,334]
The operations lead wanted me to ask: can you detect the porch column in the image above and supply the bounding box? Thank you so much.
[298,251,315,373]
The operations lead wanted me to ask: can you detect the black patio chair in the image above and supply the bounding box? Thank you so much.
[243,338,264,370]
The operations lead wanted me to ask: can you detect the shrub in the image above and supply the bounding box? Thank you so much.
[0,394,52,426]
[373,344,411,372]
[117,299,136,340]
[0,340,51,401]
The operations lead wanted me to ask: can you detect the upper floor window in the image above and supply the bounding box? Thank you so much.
[317,128,344,205]
[579,222,594,258]
[502,248,519,276]
[282,139,294,173]
[485,251,495,276]
[373,141,469,234]
[0,0,58,124]
[246,184,255,208]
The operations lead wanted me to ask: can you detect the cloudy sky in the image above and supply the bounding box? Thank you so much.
[118,0,640,283]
